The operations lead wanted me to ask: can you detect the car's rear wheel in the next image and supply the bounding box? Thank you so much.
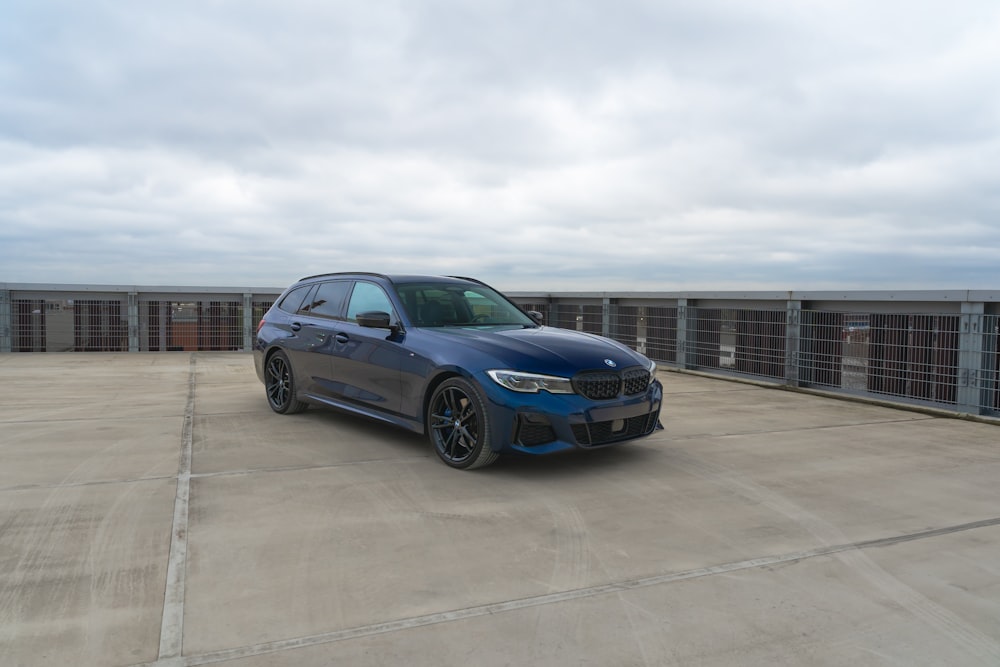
[428,378,498,469]
[265,351,308,414]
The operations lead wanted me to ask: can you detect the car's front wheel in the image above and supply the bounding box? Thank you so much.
[427,378,498,469]
[265,351,308,414]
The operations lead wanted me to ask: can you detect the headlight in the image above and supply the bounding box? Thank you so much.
[487,370,575,394]
[646,357,657,375]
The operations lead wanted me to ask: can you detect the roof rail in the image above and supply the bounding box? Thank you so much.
[448,275,488,286]
[296,271,391,282]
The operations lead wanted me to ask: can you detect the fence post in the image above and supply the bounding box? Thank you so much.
[676,298,689,369]
[785,299,801,386]
[957,301,985,415]
[243,293,254,352]
[0,289,10,353]
[128,291,139,352]
[602,297,611,338]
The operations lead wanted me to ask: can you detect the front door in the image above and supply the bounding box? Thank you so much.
[327,281,406,415]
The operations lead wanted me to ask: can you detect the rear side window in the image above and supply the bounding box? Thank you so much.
[277,285,312,314]
[306,281,352,319]
[346,282,395,322]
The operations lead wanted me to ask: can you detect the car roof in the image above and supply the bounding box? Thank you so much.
[295,272,483,287]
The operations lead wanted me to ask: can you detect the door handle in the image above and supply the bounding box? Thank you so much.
[290,322,302,332]
[335,333,350,344]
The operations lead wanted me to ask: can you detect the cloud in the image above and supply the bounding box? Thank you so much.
[1,0,999,290]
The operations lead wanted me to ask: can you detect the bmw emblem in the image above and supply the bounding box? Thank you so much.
[604,359,617,368]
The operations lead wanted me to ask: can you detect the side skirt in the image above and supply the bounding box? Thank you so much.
[302,393,424,434]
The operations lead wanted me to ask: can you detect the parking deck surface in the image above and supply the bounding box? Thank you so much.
[1,352,999,666]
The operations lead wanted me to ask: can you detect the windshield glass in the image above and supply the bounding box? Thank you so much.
[396,283,537,328]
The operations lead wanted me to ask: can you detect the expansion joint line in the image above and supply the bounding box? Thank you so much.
[137,514,1000,667]
[157,353,196,661]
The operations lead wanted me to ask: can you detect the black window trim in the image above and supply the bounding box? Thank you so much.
[345,279,399,325]
[300,280,351,320]
[278,284,314,315]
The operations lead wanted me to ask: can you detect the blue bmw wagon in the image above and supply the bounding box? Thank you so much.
[254,273,663,469]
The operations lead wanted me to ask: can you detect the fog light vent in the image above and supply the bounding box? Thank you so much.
[515,414,556,447]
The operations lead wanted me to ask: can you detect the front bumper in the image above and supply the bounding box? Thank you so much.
[477,374,664,455]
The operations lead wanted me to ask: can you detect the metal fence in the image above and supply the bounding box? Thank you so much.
[2,284,998,419]
[0,286,276,354]
[504,291,999,419]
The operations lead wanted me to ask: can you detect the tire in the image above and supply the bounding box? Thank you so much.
[427,377,499,470]
[264,351,308,414]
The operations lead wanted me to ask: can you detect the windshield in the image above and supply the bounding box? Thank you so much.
[396,283,538,328]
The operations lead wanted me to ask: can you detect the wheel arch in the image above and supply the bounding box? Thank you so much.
[260,345,283,383]
[424,372,500,469]
[420,368,465,435]
[261,345,309,414]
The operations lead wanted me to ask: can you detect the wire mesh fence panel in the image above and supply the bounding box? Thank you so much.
[734,309,786,379]
[12,299,46,352]
[143,301,161,351]
[141,301,169,351]
[73,299,128,351]
[908,315,959,404]
[253,300,274,322]
[581,305,603,335]
[141,301,190,351]
[611,305,639,350]
[645,306,678,364]
[606,304,677,360]
[252,300,275,346]
[800,310,845,389]
[11,298,128,352]
[549,304,579,330]
[140,299,246,351]
[200,301,244,351]
[548,304,604,334]
[867,313,960,406]
[687,307,786,379]
[985,314,1000,415]
[868,314,909,398]
[688,307,723,370]
[513,301,550,323]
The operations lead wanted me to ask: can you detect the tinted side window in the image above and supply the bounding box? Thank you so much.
[305,281,351,319]
[277,285,311,314]
[346,282,395,322]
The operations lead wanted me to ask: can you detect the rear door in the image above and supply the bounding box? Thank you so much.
[269,283,317,392]
[286,280,352,400]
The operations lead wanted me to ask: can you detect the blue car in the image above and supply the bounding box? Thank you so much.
[254,273,663,469]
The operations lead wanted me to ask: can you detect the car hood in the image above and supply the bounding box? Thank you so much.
[416,325,647,375]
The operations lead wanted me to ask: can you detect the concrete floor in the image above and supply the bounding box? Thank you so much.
[1,352,999,667]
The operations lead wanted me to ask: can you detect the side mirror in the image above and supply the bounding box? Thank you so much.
[357,311,393,329]
[527,310,544,323]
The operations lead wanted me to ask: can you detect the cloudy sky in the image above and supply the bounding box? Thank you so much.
[1,1,998,291]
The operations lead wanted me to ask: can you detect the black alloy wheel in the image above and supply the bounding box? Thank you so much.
[428,378,498,469]
[265,351,308,414]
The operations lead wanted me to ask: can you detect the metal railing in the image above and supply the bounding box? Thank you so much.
[507,291,999,419]
[0,285,275,354]
[2,284,998,419]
